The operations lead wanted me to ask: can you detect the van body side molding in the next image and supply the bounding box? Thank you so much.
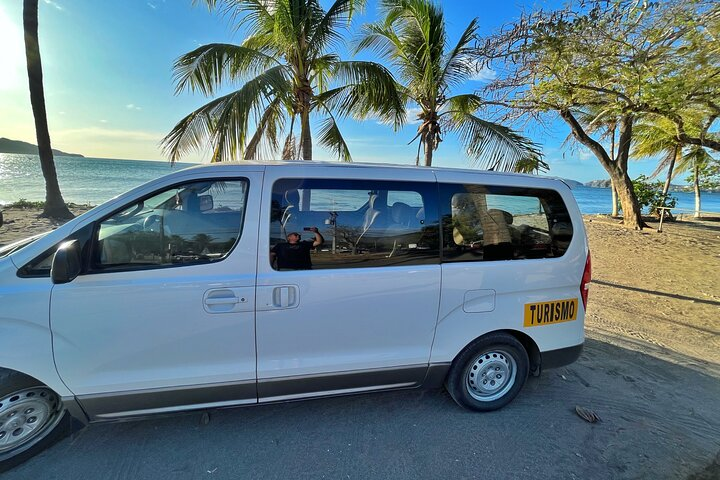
[257,364,429,401]
[78,380,257,421]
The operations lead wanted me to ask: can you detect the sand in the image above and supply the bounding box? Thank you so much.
[0,207,718,477]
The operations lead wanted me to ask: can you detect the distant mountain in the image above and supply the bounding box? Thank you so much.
[0,137,84,157]
[585,179,612,188]
[584,178,712,192]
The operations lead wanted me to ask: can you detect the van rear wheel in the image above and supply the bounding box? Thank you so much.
[0,370,71,473]
[446,333,529,411]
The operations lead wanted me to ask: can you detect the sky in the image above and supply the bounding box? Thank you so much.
[0,0,664,183]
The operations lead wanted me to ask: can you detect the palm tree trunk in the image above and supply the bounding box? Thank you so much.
[23,0,72,219]
[297,78,312,161]
[300,108,312,160]
[423,140,433,167]
[694,164,701,218]
[662,147,677,198]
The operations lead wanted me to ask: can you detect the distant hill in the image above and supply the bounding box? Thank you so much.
[585,178,718,192]
[585,179,612,188]
[0,137,84,157]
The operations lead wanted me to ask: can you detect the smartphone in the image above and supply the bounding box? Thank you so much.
[303,227,313,231]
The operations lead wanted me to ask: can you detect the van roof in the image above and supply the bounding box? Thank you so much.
[179,160,558,182]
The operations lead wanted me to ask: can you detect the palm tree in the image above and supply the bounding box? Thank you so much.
[632,115,714,217]
[680,146,715,218]
[162,0,404,163]
[356,0,543,171]
[23,0,72,219]
[632,117,683,204]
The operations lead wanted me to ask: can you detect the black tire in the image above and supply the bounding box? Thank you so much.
[446,333,529,412]
[0,369,72,473]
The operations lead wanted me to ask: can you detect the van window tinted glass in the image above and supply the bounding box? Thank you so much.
[271,178,439,270]
[440,184,573,262]
[92,179,248,271]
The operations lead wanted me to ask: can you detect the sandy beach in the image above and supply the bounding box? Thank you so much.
[1,207,719,478]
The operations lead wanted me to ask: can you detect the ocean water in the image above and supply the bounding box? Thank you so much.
[1,153,719,215]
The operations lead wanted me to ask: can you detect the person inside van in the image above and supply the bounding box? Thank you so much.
[270,227,324,270]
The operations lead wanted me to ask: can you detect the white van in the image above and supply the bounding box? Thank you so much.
[0,162,590,470]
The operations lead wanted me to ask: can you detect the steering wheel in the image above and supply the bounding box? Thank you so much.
[143,214,163,232]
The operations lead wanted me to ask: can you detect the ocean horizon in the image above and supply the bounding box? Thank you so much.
[2,153,719,216]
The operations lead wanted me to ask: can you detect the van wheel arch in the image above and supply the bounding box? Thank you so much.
[449,330,541,378]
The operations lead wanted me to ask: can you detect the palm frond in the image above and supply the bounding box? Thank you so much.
[244,95,289,160]
[162,65,290,163]
[442,94,484,116]
[446,113,546,172]
[675,145,715,177]
[317,114,352,162]
[309,0,365,56]
[327,61,405,128]
[173,43,280,96]
[440,17,478,90]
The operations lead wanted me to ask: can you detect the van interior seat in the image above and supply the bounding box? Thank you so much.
[356,193,383,245]
[389,202,415,229]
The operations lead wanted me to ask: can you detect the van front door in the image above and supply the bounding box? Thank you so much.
[50,174,261,419]
[255,166,442,402]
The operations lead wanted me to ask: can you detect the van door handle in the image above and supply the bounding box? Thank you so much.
[257,285,299,310]
[272,286,297,308]
[205,296,241,306]
[203,287,254,313]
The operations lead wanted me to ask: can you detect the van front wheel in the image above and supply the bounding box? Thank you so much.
[446,333,529,411]
[0,370,71,473]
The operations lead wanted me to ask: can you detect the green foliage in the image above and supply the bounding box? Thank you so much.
[357,0,543,171]
[632,175,676,215]
[688,161,720,191]
[163,0,404,163]
[9,199,45,209]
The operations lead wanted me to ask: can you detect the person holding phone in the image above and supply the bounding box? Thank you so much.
[270,227,324,270]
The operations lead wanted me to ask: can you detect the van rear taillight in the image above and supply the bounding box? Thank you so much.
[581,252,591,310]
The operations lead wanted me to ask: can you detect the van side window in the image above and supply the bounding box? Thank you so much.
[440,184,573,262]
[91,179,248,271]
[271,179,439,270]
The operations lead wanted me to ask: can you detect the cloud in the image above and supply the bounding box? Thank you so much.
[43,0,63,11]
[59,111,66,115]
[578,148,594,161]
[470,66,497,83]
[55,127,161,142]
[147,2,157,9]
[99,119,108,123]
[125,104,142,111]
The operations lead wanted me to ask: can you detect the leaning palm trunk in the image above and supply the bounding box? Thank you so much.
[694,164,701,218]
[23,0,72,219]
[662,147,677,199]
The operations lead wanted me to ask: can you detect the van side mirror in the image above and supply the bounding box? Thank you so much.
[51,240,81,284]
